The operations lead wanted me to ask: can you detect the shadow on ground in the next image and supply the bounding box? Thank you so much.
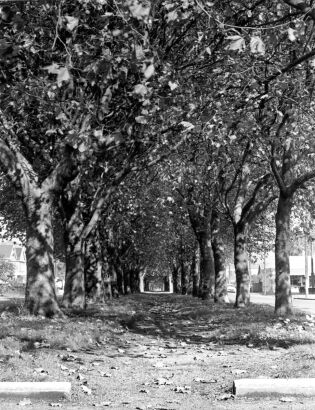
[0,293,313,355]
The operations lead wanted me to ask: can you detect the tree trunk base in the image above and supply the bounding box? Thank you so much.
[275,305,293,316]
[215,294,230,304]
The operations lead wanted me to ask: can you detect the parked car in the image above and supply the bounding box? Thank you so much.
[291,285,300,294]
[227,284,236,293]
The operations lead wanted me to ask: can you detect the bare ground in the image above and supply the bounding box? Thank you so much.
[0,293,315,409]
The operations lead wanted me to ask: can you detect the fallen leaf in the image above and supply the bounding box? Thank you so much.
[82,385,92,395]
[280,397,294,402]
[18,398,32,406]
[218,394,234,401]
[93,402,112,407]
[34,367,48,374]
[174,385,191,393]
[194,377,217,383]
[99,372,112,378]
[76,373,86,381]
[155,378,173,385]
[231,369,247,375]
[49,404,62,408]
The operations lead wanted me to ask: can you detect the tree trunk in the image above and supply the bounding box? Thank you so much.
[192,245,200,297]
[124,269,131,294]
[24,191,61,317]
[275,193,293,315]
[115,264,124,295]
[85,232,105,304]
[197,229,215,300]
[212,211,229,303]
[130,268,140,293]
[172,262,180,293]
[62,236,85,309]
[181,261,189,295]
[61,195,85,309]
[234,222,250,307]
[0,141,78,316]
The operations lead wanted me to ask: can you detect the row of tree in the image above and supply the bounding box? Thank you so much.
[1,1,315,316]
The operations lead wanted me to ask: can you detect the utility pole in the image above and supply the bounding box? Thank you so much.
[305,234,309,298]
[263,252,267,296]
[312,239,315,289]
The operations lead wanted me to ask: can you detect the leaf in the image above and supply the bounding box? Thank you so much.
[167,10,178,22]
[128,0,150,20]
[44,64,71,87]
[226,35,245,52]
[231,369,247,375]
[180,121,194,130]
[135,116,148,124]
[280,397,294,403]
[218,394,234,400]
[133,84,148,96]
[155,377,173,385]
[99,372,112,377]
[82,385,92,395]
[287,28,296,42]
[168,81,178,91]
[250,36,265,55]
[174,385,191,393]
[144,64,155,79]
[65,16,79,31]
[44,63,60,75]
[49,404,62,408]
[57,67,71,87]
[18,398,32,406]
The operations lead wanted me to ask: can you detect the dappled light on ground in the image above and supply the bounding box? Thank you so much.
[0,294,314,409]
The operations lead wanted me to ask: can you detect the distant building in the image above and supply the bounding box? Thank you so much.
[227,252,313,294]
[0,242,26,283]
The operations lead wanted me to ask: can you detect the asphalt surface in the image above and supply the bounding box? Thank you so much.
[238,293,315,315]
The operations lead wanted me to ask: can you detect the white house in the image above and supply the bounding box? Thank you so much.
[0,242,27,283]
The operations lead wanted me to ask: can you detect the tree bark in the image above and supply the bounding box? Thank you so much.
[63,238,85,309]
[0,140,78,316]
[130,267,140,293]
[212,211,229,303]
[234,222,250,307]
[172,261,180,293]
[60,187,85,309]
[192,245,200,297]
[181,260,189,295]
[24,190,60,317]
[85,232,105,304]
[275,193,293,315]
[197,229,215,300]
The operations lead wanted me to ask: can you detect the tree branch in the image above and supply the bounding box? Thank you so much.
[42,144,79,194]
[241,173,272,221]
[289,169,315,195]
[265,49,315,84]
[282,0,315,21]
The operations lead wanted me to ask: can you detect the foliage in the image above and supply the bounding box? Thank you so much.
[0,257,15,282]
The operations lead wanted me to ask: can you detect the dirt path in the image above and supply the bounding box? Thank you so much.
[0,293,315,409]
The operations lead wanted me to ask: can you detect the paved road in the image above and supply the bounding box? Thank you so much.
[233,293,315,315]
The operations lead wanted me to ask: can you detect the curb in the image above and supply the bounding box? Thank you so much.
[233,378,315,397]
[0,382,71,399]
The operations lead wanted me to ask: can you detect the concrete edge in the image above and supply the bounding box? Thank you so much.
[0,382,71,399]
